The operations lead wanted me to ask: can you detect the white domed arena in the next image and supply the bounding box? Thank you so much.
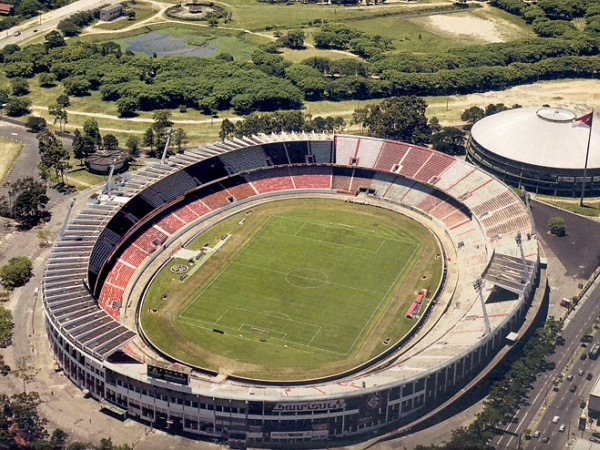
[467,107,600,196]
[43,133,539,448]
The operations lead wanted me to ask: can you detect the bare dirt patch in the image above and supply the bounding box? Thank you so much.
[428,79,600,125]
[424,13,514,43]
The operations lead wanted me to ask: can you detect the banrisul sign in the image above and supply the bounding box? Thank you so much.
[272,399,346,413]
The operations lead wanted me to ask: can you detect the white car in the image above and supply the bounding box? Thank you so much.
[533,430,541,438]
[552,415,560,423]
[559,423,566,432]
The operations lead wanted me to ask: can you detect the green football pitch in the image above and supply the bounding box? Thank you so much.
[140,199,442,380]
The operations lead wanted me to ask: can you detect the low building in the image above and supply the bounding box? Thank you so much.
[100,4,123,21]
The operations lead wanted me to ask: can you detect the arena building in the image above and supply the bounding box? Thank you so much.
[467,107,600,197]
[42,134,539,448]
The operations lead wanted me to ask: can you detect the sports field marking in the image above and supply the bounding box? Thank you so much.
[279,215,419,245]
[234,261,384,295]
[285,268,328,288]
[176,212,422,357]
[348,243,420,354]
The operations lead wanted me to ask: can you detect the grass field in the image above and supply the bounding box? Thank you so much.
[140,199,442,379]
[0,138,23,184]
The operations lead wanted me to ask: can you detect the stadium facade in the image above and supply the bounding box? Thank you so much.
[467,107,600,196]
[43,134,539,448]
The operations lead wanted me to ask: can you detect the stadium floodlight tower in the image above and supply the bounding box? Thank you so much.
[161,127,174,165]
[104,157,118,196]
[58,199,75,240]
[473,277,491,336]
[515,232,528,282]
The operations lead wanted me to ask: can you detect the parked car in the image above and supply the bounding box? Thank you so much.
[13,31,20,36]
[588,372,594,380]
[567,373,574,381]
[559,423,566,432]
[552,415,560,423]
[542,435,550,443]
[533,430,540,438]
[579,369,585,376]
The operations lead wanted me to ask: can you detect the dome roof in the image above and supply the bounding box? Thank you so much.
[470,107,600,170]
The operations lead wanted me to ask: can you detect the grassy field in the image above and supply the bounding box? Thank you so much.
[94,2,160,31]
[140,199,442,379]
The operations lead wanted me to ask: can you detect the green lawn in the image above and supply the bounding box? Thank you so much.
[140,199,442,379]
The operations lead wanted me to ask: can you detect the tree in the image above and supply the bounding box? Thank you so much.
[55,94,70,107]
[116,97,138,117]
[152,110,173,151]
[13,358,39,394]
[461,106,485,124]
[63,76,91,96]
[83,118,102,148]
[44,30,65,51]
[7,178,49,228]
[220,118,235,141]
[4,98,31,117]
[11,78,29,96]
[7,391,47,444]
[125,135,140,157]
[484,103,509,116]
[143,128,156,156]
[47,104,68,132]
[72,129,96,164]
[0,256,32,290]
[280,30,305,49]
[15,0,42,18]
[102,134,119,150]
[39,73,57,87]
[352,96,431,144]
[37,131,71,183]
[25,116,46,133]
[206,12,219,27]
[126,10,136,20]
[429,116,442,134]
[431,127,467,156]
[36,229,51,247]
[548,217,566,237]
[0,306,14,347]
[172,128,187,153]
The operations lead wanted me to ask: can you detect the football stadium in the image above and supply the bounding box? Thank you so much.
[42,134,539,448]
[467,107,600,196]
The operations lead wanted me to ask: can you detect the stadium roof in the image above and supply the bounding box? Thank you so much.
[470,107,600,170]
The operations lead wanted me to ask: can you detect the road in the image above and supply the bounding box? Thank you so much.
[491,279,600,449]
[0,0,118,49]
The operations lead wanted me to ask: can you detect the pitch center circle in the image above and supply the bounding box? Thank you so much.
[286,268,328,288]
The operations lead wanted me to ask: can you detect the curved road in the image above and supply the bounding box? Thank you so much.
[0,0,118,49]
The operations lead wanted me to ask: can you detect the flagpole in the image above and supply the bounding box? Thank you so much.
[579,108,594,207]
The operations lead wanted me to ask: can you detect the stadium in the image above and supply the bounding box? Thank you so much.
[467,107,600,197]
[42,133,539,448]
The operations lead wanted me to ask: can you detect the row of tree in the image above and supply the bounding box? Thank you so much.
[219,111,346,140]
[416,317,563,449]
[0,23,598,118]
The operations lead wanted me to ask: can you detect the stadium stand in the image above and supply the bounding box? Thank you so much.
[247,167,294,193]
[353,137,385,168]
[218,145,269,174]
[220,176,258,200]
[374,141,411,172]
[398,147,433,179]
[43,133,538,449]
[414,152,456,184]
[290,165,332,189]
[332,166,354,192]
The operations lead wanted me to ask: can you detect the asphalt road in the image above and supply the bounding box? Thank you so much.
[0,0,118,49]
[491,278,600,450]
